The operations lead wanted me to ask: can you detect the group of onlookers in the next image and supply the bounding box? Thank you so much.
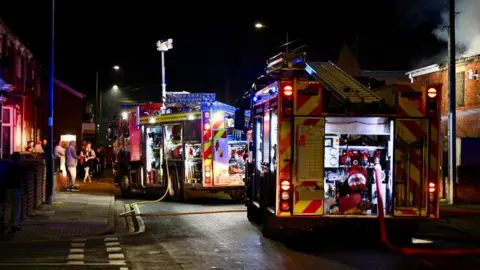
[54,140,106,191]
[1,139,106,237]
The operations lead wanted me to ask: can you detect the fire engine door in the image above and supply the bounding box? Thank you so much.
[394,119,428,217]
[252,110,277,210]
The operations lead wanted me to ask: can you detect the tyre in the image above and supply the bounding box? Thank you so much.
[260,209,281,240]
[247,203,258,223]
[120,176,132,197]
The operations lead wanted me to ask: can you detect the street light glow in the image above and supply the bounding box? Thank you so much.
[113,65,120,70]
[255,23,264,29]
[112,85,119,91]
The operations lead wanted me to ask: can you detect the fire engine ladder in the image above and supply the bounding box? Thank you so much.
[305,61,383,104]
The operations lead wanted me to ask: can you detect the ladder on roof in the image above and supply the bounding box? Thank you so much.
[305,61,383,104]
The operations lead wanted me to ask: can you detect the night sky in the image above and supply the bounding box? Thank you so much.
[1,0,447,107]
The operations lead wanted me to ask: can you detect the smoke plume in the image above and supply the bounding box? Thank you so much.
[433,0,480,57]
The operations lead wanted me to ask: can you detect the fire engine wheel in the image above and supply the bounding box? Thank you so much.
[120,176,132,197]
[168,173,185,201]
[247,203,259,223]
[260,210,281,240]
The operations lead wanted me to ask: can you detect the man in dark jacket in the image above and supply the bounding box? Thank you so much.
[3,152,26,233]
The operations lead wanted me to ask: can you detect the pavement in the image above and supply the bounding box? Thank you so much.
[1,177,116,243]
[0,175,134,269]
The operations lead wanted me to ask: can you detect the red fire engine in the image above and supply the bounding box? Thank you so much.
[113,93,247,200]
[245,52,441,242]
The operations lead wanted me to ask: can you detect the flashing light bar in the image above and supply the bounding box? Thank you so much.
[166,93,216,104]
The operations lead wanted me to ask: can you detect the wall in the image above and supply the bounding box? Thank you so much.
[413,59,480,138]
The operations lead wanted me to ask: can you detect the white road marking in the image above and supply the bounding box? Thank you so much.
[104,237,119,242]
[412,238,434,244]
[106,247,122,253]
[120,268,129,270]
[67,261,85,265]
[105,241,121,247]
[67,254,84,260]
[108,260,127,265]
[108,253,125,259]
[69,248,84,253]
[71,242,86,247]
[72,238,86,242]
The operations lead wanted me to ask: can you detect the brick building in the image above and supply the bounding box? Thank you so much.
[406,56,480,138]
[406,56,480,203]
[0,18,85,157]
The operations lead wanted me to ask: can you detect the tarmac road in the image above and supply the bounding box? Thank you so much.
[120,198,480,270]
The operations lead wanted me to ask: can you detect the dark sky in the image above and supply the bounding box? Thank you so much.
[0,0,447,106]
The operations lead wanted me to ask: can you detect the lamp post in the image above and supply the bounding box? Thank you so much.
[156,39,173,107]
[47,0,55,204]
[254,22,290,53]
[96,65,120,146]
[0,79,13,159]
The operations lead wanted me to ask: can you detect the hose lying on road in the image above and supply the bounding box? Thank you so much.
[375,165,480,255]
[119,144,172,217]
[134,209,247,217]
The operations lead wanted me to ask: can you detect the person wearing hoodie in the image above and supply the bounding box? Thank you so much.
[65,141,79,191]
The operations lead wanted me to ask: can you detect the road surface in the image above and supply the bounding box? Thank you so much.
[1,196,479,269]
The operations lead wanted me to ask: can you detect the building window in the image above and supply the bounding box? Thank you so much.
[456,72,465,107]
[2,106,14,157]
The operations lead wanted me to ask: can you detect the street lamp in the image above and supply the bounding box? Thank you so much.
[254,22,264,29]
[112,85,119,91]
[96,66,120,146]
[254,22,290,53]
[156,38,173,107]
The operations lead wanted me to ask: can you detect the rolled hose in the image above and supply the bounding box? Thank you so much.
[374,164,480,255]
[119,143,173,217]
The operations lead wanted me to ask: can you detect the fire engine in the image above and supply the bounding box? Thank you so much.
[244,52,441,242]
[113,92,247,200]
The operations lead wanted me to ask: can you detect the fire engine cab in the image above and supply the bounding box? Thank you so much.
[245,52,441,242]
[114,92,247,200]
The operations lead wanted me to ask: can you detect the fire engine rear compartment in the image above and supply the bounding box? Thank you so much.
[319,117,393,217]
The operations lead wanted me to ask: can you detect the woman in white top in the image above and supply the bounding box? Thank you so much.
[80,142,96,183]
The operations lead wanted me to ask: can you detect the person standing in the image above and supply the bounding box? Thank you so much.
[80,142,95,183]
[96,146,105,177]
[3,152,26,233]
[65,141,79,191]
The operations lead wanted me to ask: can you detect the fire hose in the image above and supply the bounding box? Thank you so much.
[119,142,173,217]
[374,164,480,255]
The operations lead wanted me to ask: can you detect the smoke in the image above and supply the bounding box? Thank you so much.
[433,0,480,57]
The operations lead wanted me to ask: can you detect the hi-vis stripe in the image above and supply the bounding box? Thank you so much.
[203,129,212,160]
[214,129,227,139]
[293,118,324,215]
[396,84,426,118]
[395,119,427,216]
[429,115,440,217]
[212,115,225,129]
[277,117,292,216]
[140,112,201,125]
[294,81,322,116]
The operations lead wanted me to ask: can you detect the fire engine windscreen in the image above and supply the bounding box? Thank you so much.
[323,117,393,216]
